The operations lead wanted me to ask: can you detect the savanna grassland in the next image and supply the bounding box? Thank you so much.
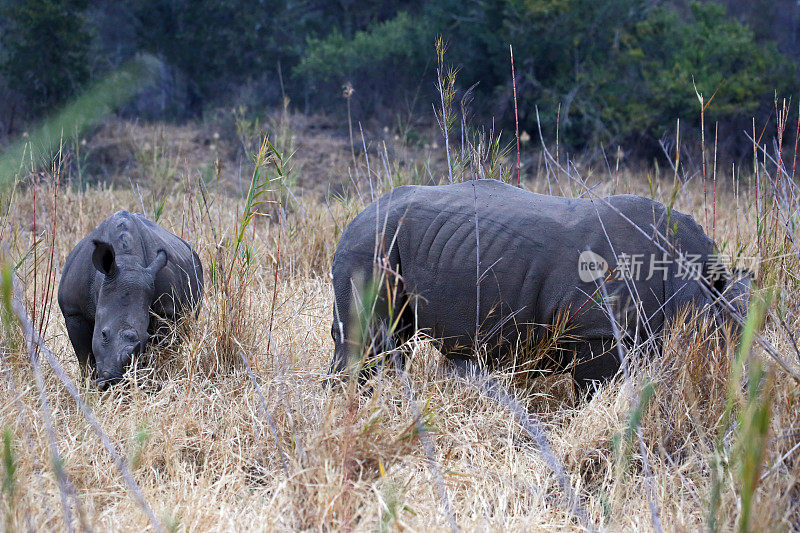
[1,110,800,533]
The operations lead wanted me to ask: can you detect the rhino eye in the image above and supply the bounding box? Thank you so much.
[122,331,138,342]
[101,329,109,341]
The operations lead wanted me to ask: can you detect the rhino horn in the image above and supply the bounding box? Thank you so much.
[146,249,168,277]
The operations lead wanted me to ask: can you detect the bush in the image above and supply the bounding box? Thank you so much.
[1,0,90,123]
[293,0,797,157]
[296,12,435,117]
[1,0,798,161]
[499,0,796,153]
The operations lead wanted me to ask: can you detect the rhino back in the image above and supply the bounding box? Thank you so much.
[391,181,557,345]
[382,181,677,345]
[332,184,418,281]
[130,213,203,315]
[334,179,716,349]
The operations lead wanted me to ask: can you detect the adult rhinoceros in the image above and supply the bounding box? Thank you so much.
[328,179,748,389]
[58,211,203,388]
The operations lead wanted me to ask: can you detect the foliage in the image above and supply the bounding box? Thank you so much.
[0,0,798,158]
[619,2,794,146]
[130,0,283,114]
[498,0,795,151]
[294,0,797,154]
[0,0,91,121]
[297,12,434,105]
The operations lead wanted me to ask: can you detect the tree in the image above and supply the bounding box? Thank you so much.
[1,0,91,123]
[296,11,435,115]
[619,2,795,153]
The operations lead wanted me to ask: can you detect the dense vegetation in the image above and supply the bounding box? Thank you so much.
[0,0,798,157]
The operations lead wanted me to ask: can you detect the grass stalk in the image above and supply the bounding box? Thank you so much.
[707,289,770,533]
[510,44,521,187]
[239,352,289,479]
[435,37,456,184]
[9,282,165,533]
[598,282,663,533]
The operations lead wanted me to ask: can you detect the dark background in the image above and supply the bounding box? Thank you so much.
[1,0,798,162]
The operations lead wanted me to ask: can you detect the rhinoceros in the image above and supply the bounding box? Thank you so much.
[58,211,203,387]
[328,179,748,389]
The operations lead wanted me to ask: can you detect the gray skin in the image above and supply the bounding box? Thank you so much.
[58,211,203,388]
[329,179,749,390]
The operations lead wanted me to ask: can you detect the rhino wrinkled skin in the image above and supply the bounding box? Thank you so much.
[58,211,203,388]
[328,179,749,389]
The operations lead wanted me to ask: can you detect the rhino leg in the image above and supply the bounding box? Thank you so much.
[64,314,96,379]
[571,338,619,397]
[329,256,410,385]
[330,295,411,385]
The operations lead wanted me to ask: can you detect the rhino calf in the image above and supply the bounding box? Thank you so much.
[328,179,749,390]
[58,211,203,387]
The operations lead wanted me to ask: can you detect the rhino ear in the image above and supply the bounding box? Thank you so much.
[92,240,118,277]
[146,249,168,278]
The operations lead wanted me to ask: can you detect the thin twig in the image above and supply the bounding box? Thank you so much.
[265,210,283,358]
[24,326,74,533]
[438,79,453,185]
[390,347,459,532]
[11,285,165,533]
[598,282,663,533]
[472,181,481,349]
[760,439,800,482]
[510,45,521,187]
[239,352,289,479]
[359,122,374,202]
[451,362,594,531]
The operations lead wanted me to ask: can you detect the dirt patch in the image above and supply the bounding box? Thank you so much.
[80,111,448,201]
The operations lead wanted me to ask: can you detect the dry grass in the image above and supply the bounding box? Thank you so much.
[1,117,800,533]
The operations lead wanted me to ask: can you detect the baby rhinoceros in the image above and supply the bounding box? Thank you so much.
[58,211,203,388]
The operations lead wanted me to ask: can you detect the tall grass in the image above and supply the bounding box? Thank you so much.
[2,135,800,530]
[1,52,800,531]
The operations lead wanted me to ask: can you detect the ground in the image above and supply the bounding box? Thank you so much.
[0,113,799,531]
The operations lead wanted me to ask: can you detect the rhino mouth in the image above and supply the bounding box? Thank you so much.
[95,340,144,389]
[96,372,124,389]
